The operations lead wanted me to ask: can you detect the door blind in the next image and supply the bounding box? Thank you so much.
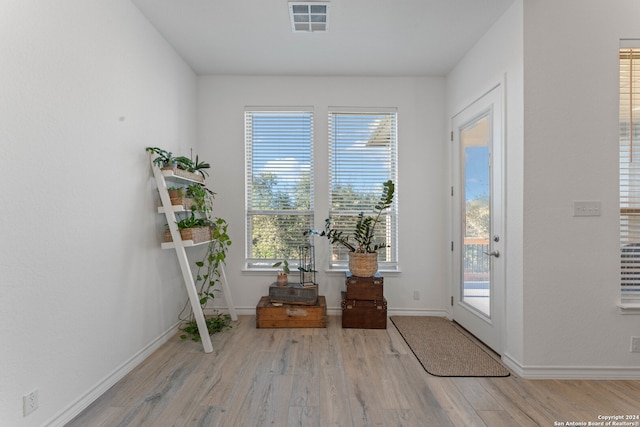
[620,48,640,295]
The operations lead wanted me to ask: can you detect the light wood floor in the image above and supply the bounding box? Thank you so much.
[67,316,640,427]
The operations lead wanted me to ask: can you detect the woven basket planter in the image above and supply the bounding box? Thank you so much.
[348,252,378,277]
[166,189,212,211]
[163,226,212,244]
[161,167,204,183]
[168,196,197,209]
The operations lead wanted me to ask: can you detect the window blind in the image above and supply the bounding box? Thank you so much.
[620,48,640,296]
[328,109,399,270]
[245,110,314,268]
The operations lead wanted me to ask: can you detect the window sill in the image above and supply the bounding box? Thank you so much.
[325,268,402,276]
[617,300,640,314]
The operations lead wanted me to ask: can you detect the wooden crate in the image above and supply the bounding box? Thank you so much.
[256,296,326,328]
[345,272,384,301]
[269,283,318,305]
[341,292,387,329]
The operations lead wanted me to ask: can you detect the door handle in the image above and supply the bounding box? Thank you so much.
[484,250,500,258]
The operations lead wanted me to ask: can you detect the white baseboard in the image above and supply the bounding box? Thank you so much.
[502,352,640,379]
[218,306,449,317]
[44,322,181,427]
[386,308,450,317]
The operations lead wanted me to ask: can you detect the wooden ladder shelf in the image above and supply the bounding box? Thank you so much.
[150,156,237,353]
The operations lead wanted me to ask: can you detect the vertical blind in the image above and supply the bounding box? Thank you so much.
[245,110,314,267]
[328,110,398,269]
[620,48,640,295]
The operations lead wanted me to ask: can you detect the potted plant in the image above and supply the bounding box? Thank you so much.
[164,213,213,244]
[307,180,395,277]
[175,155,211,178]
[167,186,186,201]
[147,146,208,183]
[146,147,176,168]
[272,259,290,286]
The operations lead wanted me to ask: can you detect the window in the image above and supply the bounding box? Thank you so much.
[620,46,640,298]
[328,109,398,270]
[245,109,314,268]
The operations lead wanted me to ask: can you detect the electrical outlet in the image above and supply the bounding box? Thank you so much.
[413,290,420,300]
[631,337,640,353]
[23,389,38,416]
[573,201,601,217]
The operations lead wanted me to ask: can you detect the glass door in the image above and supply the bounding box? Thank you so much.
[451,84,504,353]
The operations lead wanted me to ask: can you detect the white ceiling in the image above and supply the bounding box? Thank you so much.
[131,0,514,77]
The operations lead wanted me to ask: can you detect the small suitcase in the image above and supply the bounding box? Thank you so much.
[345,272,384,301]
[268,283,318,305]
[341,292,387,329]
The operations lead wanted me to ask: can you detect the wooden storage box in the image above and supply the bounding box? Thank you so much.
[256,296,326,328]
[269,283,318,305]
[341,292,387,329]
[345,272,384,301]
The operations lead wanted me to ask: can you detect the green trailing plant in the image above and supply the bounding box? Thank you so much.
[175,213,211,230]
[179,216,232,341]
[179,314,231,342]
[307,180,395,253]
[186,184,214,214]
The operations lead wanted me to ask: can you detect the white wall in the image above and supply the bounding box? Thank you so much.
[445,1,526,369]
[520,0,640,377]
[196,76,447,315]
[5,3,636,424]
[448,0,640,377]
[0,1,197,425]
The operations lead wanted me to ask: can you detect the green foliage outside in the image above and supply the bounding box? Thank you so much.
[464,196,490,279]
[250,173,394,262]
[250,173,312,260]
[465,197,490,239]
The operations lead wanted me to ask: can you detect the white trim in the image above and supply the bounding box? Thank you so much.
[43,323,181,427]
[328,106,398,113]
[244,105,314,112]
[386,308,449,317]
[225,306,447,317]
[620,39,640,48]
[502,352,640,379]
[617,300,640,314]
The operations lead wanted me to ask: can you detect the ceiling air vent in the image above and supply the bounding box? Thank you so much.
[289,2,329,32]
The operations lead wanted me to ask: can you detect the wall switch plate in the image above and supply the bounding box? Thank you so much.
[573,201,601,217]
[631,336,640,353]
[413,290,420,300]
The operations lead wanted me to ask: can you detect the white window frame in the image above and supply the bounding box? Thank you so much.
[327,107,399,272]
[244,107,314,270]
